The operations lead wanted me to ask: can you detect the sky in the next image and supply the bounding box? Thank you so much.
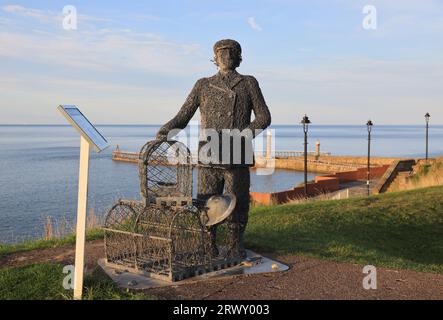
[0,0,442,125]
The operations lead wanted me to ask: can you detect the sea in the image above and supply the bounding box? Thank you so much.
[0,124,442,243]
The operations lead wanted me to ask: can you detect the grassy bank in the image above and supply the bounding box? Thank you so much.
[0,263,155,300]
[2,186,443,272]
[247,185,443,274]
[407,158,443,189]
[0,228,104,257]
[1,185,442,299]
[0,228,157,300]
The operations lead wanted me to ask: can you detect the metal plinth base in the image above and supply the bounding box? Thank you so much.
[98,250,289,290]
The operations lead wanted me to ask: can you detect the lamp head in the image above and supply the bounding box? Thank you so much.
[366,120,373,132]
[301,114,311,133]
[301,114,311,125]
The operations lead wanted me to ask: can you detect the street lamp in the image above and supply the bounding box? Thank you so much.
[366,120,373,196]
[301,115,311,196]
[425,113,430,161]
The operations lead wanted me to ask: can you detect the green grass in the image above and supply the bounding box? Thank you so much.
[246,185,443,274]
[3,187,443,276]
[0,228,104,258]
[410,160,443,184]
[0,263,156,300]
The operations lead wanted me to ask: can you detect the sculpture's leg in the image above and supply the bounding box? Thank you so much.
[197,167,224,256]
[224,167,250,259]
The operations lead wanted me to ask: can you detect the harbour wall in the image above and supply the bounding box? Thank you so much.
[113,149,399,174]
[254,155,399,174]
[250,164,391,205]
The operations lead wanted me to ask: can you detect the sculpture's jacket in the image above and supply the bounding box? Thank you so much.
[157,71,272,168]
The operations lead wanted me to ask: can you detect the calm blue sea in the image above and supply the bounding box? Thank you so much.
[0,124,442,243]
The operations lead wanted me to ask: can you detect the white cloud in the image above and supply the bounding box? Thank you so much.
[247,17,262,31]
[0,4,211,123]
[2,5,50,21]
[0,3,206,76]
[5,4,70,23]
[2,3,443,124]
[2,4,112,26]
[0,29,207,75]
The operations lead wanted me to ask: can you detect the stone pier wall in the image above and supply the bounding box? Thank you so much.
[255,155,399,174]
[250,164,391,205]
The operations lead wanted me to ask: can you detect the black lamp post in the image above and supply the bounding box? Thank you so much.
[425,113,430,161]
[366,120,373,196]
[301,115,311,196]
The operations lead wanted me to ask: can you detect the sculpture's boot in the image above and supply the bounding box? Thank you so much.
[237,225,247,259]
[209,226,219,257]
[226,223,247,259]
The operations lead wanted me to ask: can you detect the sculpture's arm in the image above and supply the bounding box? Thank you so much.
[245,76,272,137]
[156,79,203,139]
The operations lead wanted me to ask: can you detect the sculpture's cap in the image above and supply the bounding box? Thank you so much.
[213,39,242,54]
[203,193,237,226]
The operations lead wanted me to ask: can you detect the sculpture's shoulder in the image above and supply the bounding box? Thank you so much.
[237,74,261,93]
[194,76,209,88]
[203,72,260,88]
[206,74,219,84]
[242,74,259,85]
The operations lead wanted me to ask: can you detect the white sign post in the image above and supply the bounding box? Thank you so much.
[58,105,109,300]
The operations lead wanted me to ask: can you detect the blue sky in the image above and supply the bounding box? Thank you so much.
[1,0,442,124]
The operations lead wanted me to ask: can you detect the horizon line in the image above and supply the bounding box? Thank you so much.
[0,123,442,127]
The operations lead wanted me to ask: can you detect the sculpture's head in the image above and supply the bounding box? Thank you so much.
[213,39,242,71]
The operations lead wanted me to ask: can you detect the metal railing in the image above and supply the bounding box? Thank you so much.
[255,150,331,158]
[112,150,370,170]
[112,150,139,162]
[113,150,333,162]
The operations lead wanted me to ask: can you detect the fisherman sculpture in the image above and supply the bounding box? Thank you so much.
[156,39,271,258]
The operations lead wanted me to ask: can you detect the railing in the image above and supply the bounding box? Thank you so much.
[255,154,368,169]
[113,150,332,162]
[112,150,140,162]
[113,149,386,174]
[373,159,416,194]
[328,188,350,200]
[112,150,200,164]
[113,149,370,170]
[255,150,331,158]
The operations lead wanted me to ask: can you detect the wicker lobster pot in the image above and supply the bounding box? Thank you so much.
[103,199,143,270]
[139,140,192,205]
[104,140,240,282]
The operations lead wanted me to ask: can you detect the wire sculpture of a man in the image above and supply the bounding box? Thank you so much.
[157,39,271,258]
